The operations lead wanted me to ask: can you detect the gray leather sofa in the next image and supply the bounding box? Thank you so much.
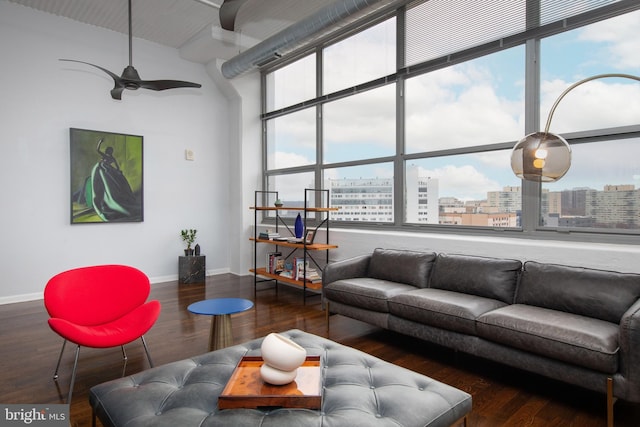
[323,248,640,426]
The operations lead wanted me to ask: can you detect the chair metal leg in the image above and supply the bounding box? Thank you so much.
[67,345,81,404]
[141,335,154,368]
[53,339,68,380]
[121,345,129,377]
[54,338,153,404]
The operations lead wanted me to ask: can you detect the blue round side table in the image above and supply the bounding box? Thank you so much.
[188,298,254,351]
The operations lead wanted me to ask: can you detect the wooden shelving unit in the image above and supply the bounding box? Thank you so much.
[249,268,323,291]
[251,190,338,303]
[249,238,337,251]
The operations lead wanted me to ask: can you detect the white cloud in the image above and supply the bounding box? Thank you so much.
[578,10,640,69]
[274,151,311,167]
[405,65,524,151]
[272,109,316,149]
[541,79,640,133]
[323,85,396,147]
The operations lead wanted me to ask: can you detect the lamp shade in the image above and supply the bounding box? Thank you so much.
[510,132,571,182]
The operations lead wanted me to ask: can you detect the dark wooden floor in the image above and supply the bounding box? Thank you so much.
[1,273,639,426]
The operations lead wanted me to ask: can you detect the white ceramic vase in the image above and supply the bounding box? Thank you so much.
[260,333,307,385]
[259,363,298,385]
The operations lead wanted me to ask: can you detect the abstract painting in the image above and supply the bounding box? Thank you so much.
[70,128,143,224]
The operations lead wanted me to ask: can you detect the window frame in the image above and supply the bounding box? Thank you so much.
[260,0,640,245]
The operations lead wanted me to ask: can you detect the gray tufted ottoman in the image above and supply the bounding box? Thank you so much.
[90,329,471,427]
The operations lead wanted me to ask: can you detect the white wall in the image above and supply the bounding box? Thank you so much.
[0,1,232,303]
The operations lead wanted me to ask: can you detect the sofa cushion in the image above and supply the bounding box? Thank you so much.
[368,248,436,289]
[429,253,522,304]
[389,288,507,335]
[324,278,418,313]
[477,304,619,373]
[517,261,640,324]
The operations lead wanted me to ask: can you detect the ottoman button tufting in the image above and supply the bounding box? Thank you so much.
[89,330,471,427]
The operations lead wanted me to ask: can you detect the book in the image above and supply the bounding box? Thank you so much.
[259,231,281,240]
[304,267,322,282]
[266,251,282,274]
[294,257,309,281]
[278,270,293,279]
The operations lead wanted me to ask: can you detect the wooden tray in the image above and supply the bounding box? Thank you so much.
[218,356,322,409]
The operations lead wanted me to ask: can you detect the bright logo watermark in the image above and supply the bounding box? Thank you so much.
[1,405,68,426]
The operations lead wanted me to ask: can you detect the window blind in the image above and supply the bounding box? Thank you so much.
[405,0,631,67]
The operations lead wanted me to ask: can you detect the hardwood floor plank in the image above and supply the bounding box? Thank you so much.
[0,273,638,426]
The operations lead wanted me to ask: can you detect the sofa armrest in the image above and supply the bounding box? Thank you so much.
[619,298,640,388]
[323,254,371,290]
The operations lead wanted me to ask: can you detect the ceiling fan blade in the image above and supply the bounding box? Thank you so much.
[59,59,121,82]
[137,80,202,91]
[110,87,126,100]
[60,59,126,100]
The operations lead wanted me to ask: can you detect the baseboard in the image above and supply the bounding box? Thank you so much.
[0,292,44,305]
[150,268,231,285]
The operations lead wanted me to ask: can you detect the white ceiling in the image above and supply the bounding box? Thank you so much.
[6,0,337,63]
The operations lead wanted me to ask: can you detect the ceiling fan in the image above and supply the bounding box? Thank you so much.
[60,0,201,100]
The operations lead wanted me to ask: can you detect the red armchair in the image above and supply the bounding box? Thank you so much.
[44,264,161,403]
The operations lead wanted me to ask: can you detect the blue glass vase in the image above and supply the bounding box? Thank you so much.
[294,213,304,238]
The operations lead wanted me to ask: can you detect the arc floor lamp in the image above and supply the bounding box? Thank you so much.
[510,73,640,183]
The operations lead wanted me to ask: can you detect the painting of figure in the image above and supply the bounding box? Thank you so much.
[70,128,143,223]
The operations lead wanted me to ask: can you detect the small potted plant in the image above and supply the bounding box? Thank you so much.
[181,229,197,256]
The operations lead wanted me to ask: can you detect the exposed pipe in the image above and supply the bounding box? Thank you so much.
[221,0,397,79]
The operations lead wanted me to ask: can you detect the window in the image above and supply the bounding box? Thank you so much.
[405,151,521,226]
[325,163,395,223]
[405,47,525,153]
[404,47,524,228]
[541,138,640,230]
[323,18,395,94]
[262,2,640,240]
[265,54,316,112]
[323,85,396,164]
[266,108,316,170]
[540,10,640,133]
[267,172,316,219]
[539,10,640,232]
